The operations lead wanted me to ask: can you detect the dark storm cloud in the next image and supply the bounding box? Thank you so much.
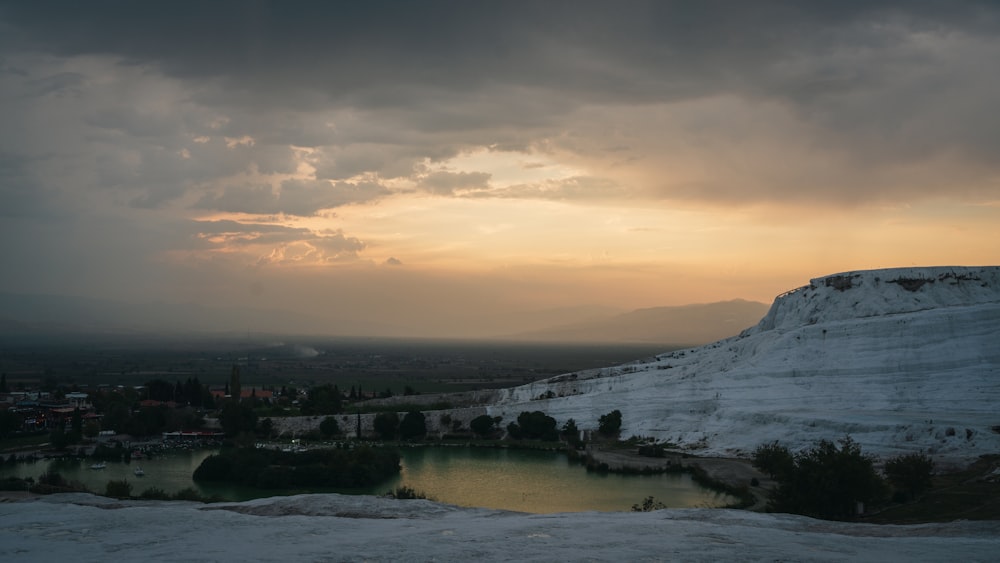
[4,1,997,106]
[310,143,446,182]
[418,171,492,195]
[195,179,390,216]
[2,0,1000,210]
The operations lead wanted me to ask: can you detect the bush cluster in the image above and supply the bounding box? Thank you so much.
[193,446,401,489]
[752,438,934,520]
[506,411,558,441]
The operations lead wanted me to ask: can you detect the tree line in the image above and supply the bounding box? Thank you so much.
[752,437,934,520]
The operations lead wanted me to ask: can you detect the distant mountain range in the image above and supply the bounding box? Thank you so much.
[503,299,769,345]
[0,292,768,345]
[0,292,397,338]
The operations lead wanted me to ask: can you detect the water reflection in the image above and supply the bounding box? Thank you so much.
[373,447,733,513]
[2,447,734,513]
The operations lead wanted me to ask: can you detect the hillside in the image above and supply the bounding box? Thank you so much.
[504,299,769,344]
[488,266,1000,465]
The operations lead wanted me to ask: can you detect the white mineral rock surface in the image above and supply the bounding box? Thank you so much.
[490,266,1000,467]
[2,493,999,562]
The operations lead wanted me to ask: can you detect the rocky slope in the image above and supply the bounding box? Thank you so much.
[488,266,1000,465]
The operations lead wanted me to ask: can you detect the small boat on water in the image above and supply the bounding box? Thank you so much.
[90,462,107,470]
[133,467,145,477]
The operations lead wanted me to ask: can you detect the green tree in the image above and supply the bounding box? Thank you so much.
[229,365,241,403]
[144,379,174,402]
[561,418,580,442]
[598,410,622,437]
[0,410,22,438]
[319,416,340,438]
[71,408,83,434]
[101,403,130,434]
[751,441,795,480]
[201,387,216,410]
[301,385,342,415]
[373,411,399,440]
[507,411,558,441]
[470,414,497,438]
[769,436,886,520]
[83,420,100,439]
[128,405,168,437]
[49,427,72,450]
[220,402,258,437]
[258,417,274,438]
[399,410,427,441]
[884,453,934,501]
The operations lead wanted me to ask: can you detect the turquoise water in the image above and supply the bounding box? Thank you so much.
[2,447,733,513]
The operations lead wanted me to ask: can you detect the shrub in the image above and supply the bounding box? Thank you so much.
[632,496,667,511]
[319,416,340,438]
[598,410,622,437]
[506,411,558,441]
[561,418,581,446]
[258,417,274,438]
[373,412,400,440]
[105,479,133,499]
[388,485,427,500]
[399,410,427,441]
[751,441,794,480]
[38,471,66,488]
[884,453,934,501]
[471,414,497,438]
[192,453,234,481]
[220,402,258,437]
[139,487,170,500]
[767,437,886,520]
[30,471,88,494]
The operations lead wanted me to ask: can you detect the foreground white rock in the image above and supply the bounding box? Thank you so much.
[2,493,998,562]
[489,266,1000,466]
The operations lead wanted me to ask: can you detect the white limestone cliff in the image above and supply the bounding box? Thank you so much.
[489,266,1000,465]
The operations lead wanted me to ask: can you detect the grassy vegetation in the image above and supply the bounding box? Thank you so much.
[387,485,429,500]
[0,432,50,453]
[864,455,1000,523]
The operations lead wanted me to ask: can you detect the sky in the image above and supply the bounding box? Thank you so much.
[1,1,999,338]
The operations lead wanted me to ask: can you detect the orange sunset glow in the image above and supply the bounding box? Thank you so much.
[2,2,999,339]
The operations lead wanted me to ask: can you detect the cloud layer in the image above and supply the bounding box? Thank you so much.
[1,1,999,336]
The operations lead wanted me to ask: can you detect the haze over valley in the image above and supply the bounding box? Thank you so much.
[3,1,1000,560]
